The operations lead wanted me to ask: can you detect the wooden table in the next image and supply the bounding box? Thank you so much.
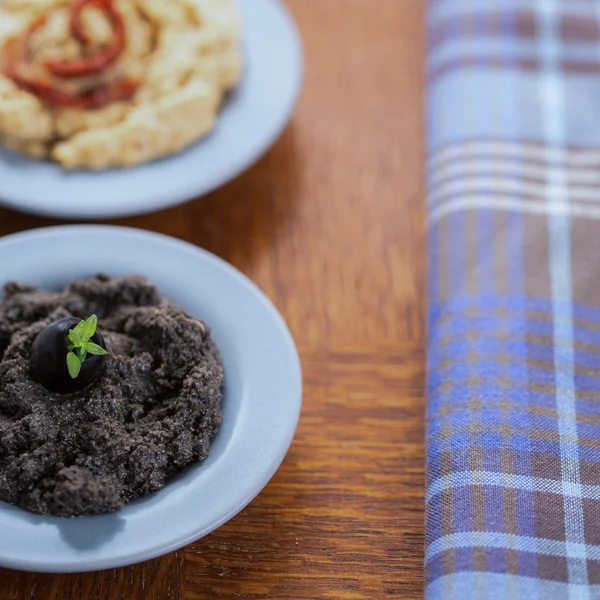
[0,1,425,597]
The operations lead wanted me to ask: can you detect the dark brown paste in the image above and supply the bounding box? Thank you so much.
[0,275,224,517]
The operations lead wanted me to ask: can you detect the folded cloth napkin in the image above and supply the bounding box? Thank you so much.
[426,1,600,598]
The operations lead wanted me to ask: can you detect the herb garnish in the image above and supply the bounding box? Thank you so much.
[66,314,107,379]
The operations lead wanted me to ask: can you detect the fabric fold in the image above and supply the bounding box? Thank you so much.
[426,1,600,598]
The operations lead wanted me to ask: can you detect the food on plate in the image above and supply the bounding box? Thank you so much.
[29,313,108,394]
[0,274,224,517]
[0,0,243,169]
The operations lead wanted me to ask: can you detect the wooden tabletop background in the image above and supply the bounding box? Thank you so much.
[0,1,425,598]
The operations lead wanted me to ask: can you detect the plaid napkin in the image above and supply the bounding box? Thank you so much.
[426,1,600,598]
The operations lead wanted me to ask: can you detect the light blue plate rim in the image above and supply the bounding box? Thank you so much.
[0,0,304,220]
[0,225,303,573]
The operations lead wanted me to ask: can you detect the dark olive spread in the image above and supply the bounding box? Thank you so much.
[0,275,224,517]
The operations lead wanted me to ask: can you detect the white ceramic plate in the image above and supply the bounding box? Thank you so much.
[0,0,303,220]
[0,226,302,573]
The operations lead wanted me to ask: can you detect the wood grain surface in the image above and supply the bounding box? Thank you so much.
[0,1,426,598]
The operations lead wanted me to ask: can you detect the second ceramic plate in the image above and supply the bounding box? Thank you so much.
[0,226,302,572]
[0,0,303,220]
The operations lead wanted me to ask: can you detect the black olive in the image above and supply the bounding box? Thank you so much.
[29,317,107,394]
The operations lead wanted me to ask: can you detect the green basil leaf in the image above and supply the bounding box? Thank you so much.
[66,352,81,379]
[68,328,82,346]
[86,342,107,356]
[83,314,98,342]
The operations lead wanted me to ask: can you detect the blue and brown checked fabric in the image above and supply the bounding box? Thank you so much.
[426,1,600,598]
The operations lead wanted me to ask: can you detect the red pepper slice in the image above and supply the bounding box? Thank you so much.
[3,3,137,110]
[70,0,103,45]
[10,66,138,109]
[80,77,138,109]
[10,73,91,107]
[5,30,137,109]
[4,27,81,106]
[3,14,47,73]
[45,0,126,79]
